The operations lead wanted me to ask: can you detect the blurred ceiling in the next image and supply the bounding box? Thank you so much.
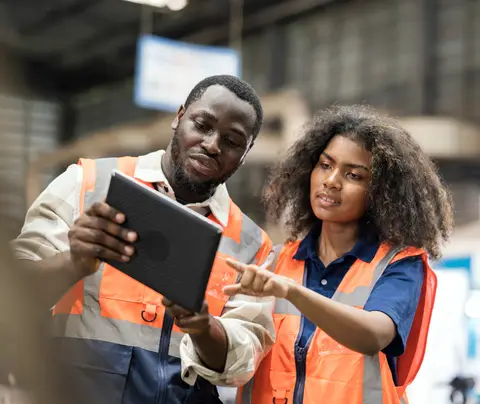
[0,0,332,94]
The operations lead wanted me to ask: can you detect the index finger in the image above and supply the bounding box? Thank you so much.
[87,202,125,224]
[225,259,248,274]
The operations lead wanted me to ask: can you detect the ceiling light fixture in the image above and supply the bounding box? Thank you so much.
[166,0,188,11]
[120,0,188,11]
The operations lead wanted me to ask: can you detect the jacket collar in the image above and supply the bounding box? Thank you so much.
[294,222,380,263]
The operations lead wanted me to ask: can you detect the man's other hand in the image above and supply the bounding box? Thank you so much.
[162,298,211,335]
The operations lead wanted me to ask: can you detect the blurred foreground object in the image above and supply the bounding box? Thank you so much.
[0,180,71,404]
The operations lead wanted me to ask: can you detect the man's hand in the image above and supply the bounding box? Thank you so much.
[162,298,211,334]
[162,297,227,372]
[68,202,137,277]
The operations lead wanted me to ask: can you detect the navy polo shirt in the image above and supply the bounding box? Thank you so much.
[293,224,424,385]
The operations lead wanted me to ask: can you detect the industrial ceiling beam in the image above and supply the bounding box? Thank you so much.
[63,0,338,74]
[183,0,341,44]
[59,0,225,68]
[18,0,100,36]
[29,0,343,93]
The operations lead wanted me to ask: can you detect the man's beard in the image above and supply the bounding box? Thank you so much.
[170,132,222,197]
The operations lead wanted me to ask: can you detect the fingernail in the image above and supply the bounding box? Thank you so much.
[125,246,134,255]
[127,232,137,242]
[116,213,125,223]
[121,255,130,262]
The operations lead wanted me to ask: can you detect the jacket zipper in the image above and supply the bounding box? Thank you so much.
[292,268,311,404]
[157,313,174,404]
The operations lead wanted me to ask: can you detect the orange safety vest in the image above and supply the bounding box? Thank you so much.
[51,156,272,403]
[238,241,437,404]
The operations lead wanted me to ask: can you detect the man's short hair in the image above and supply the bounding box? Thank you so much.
[184,75,263,140]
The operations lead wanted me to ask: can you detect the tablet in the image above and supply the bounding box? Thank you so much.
[104,170,223,313]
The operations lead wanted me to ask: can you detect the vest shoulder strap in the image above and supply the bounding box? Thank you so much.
[269,244,283,272]
[78,158,96,214]
[117,156,138,177]
[79,156,138,184]
[78,156,138,214]
[375,245,403,279]
[228,200,243,222]
[78,158,96,192]
[270,241,302,273]
[396,257,436,395]
[391,246,425,263]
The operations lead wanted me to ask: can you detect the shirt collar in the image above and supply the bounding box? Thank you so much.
[293,222,380,263]
[134,150,230,227]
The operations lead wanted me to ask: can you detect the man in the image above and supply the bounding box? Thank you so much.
[12,75,275,404]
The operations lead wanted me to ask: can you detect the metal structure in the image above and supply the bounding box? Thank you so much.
[0,0,336,94]
[0,0,479,134]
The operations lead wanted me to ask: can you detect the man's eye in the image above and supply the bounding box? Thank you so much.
[225,137,241,148]
[194,121,207,130]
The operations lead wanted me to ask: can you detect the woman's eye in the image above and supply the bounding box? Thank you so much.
[347,172,361,180]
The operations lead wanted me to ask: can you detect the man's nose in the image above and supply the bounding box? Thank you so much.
[202,133,221,155]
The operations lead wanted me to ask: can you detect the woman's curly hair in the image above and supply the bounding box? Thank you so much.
[264,105,454,260]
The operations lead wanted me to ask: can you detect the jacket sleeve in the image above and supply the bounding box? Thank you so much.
[11,164,82,260]
[180,235,276,387]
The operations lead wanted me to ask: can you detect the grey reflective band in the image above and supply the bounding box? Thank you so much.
[274,298,301,316]
[52,262,164,352]
[273,246,402,315]
[270,244,283,271]
[168,331,183,358]
[240,378,254,404]
[83,158,118,210]
[332,246,401,307]
[363,355,383,403]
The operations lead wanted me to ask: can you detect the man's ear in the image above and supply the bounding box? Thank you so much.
[239,140,254,166]
[171,105,185,130]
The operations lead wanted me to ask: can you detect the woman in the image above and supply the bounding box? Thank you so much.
[224,105,454,404]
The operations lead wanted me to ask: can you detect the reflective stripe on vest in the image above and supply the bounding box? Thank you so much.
[238,243,430,404]
[53,156,266,357]
[240,378,254,404]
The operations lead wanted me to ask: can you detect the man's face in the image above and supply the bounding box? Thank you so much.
[170,85,257,196]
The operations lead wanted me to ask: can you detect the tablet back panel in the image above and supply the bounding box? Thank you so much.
[104,170,223,313]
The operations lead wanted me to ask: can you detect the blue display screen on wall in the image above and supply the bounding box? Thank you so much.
[134,35,241,112]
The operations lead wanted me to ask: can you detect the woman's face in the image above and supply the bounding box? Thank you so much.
[310,135,372,224]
